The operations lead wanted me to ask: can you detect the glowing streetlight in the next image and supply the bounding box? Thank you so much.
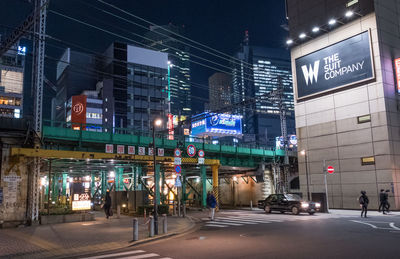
[299,33,306,39]
[312,27,320,33]
[109,171,115,178]
[328,19,336,25]
[152,118,163,235]
[345,10,354,17]
[286,39,293,45]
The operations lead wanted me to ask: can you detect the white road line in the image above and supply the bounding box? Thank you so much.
[389,223,400,231]
[80,250,145,259]
[350,220,378,229]
[206,221,243,226]
[204,224,227,228]
[225,217,282,223]
[213,219,258,224]
[122,253,159,259]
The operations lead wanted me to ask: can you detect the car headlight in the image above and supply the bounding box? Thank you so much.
[315,203,321,208]
[301,202,309,208]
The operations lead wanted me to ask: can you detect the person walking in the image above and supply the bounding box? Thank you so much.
[384,189,391,214]
[104,190,112,219]
[359,191,369,218]
[207,191,217,220]
[378,189,385,213]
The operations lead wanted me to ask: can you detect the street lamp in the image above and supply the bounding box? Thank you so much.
[300,150,311,201]
[153,118,162,235]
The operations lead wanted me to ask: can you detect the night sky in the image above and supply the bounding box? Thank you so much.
[0,0,289,118]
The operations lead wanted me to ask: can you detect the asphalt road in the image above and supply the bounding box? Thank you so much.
[75,210,400,259]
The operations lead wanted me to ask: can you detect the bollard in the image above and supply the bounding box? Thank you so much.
[250,200,253,210]
[178,200,181,217]
[117,205,121,219]
[133,218,138,241]
[183,202,186,217]
[162,214,168,234]
[149,216,154,237]
[144,209,147,221]
[173,201,176,216]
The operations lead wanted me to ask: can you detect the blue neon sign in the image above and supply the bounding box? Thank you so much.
[191,112,242,136]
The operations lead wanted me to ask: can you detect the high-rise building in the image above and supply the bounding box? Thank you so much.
[286,0,400,209]
[208,72,232,112]
[54,48,98,123]
[144,24,191,118]
[102,42,169,132]
[232,33,295,146]
[0,39,25,119]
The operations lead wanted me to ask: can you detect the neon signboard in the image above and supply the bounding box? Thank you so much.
[191,112,242,136]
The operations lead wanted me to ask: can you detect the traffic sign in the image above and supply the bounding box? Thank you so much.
[174,157,182,165]
[174,164,182,174]
[198,149,205,158]
[174,148,182,157]
[198,157,205,164]
[175,176,182,187]
[327,166,334,174]
[187,144,196,157]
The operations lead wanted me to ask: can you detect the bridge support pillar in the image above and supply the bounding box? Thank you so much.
[155,164,161,205]
[212,165,219,210]
[201,165,207,208]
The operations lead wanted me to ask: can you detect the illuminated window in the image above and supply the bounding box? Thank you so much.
[361,156,375,166]
[357,114,371,124]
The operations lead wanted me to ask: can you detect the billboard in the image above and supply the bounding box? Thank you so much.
[192,113,242,137]
[295,31,374,100]
[71,95,87,130]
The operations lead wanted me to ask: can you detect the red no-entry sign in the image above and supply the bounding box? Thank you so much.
[327,166,334,174]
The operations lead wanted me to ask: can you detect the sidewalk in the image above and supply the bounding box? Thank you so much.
[0,211,195,259]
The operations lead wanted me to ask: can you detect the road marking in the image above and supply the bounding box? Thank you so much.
[389,223,400,231]
[213,219,258,224]
[204,224,227,228]
[123,253,159,259]
[350,220,378,229]
[206,221,243,226]
[80,250,145,259]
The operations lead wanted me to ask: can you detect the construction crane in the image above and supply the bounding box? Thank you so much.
[0,0,49,224]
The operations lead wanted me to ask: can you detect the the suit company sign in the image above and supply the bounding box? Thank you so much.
[295,31,374,99]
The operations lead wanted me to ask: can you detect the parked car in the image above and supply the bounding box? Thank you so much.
[258,194,320,215]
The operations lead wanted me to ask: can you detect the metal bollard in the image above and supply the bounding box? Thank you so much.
[250,200,253,210]
[149,216,154,237]
[133,218,138,241]
[117,205,121,219]
[178,200,181,217]
[144,209,147,220]
[173,201,176,215]
[183,203,186,217]
[162,214,168,234]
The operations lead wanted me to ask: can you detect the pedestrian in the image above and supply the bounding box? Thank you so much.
[384,189,391,214]
[207,191,217,220]
[104,190,112,219]
[358,191,369,218]
[378,189,385,213]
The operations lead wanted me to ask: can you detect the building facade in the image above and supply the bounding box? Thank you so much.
[232,35,295,146]
[287,0,400,209]
[102,42,169,132]
[144,24,192,118]
[208,72,232,112]
[0,40,25,119]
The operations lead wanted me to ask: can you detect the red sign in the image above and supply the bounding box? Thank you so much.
[174,164,182,174]
[168,114,174,140]
[117,145,125,154]
[158,148,164,157]
[198,149,205,158]
[128,146,135,155]
[105,144,113,153]
[327,166,334,174]
[187,144,196,157]
[71,95,87,130]
[174,148,182,157]
[395,58,400,93]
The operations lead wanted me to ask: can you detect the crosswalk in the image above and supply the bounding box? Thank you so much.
[201,211,357,229]
[80,249,172,259]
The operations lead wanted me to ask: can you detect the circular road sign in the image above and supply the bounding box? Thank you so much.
[187,144,196,157]
[198,149,205,158]
[327,166,334,174]
[174,148,182,157]
[174,164,182,174]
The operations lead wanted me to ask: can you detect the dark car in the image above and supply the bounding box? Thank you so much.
[258,194,320,215]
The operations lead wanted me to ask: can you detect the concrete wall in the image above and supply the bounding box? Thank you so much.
[291,12,399,210]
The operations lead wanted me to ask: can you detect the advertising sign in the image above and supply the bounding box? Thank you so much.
[71,95,87,130]
[105,144,113,153]
[148,148,154,156]
[167,113,174,140]
[191,112,242,137]
[72,193,91,211]
[157,148,164,157]
[138,147,146,156]
[395,58,400,93]
[295,31,374,100]
[128,146,135,155]
[117,145,125,154]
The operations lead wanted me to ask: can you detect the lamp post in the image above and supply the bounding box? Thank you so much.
[153,118,162,235]
[300,150,311,201]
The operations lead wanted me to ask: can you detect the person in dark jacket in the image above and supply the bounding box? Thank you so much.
[359,191,369,218]
[104,190,112,219]
[207,191,217,220]
[384,190,391,214]
[378,189,385,213]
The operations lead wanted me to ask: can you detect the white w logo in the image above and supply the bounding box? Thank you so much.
[301,60,320,85]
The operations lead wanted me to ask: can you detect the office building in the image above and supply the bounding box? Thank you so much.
[0,39,25,118]
[286,0,400,209]
[232,32,295,146]
[208,72,232,112]
[144,24,192,118]
[54,48,98,123]
[102,42,169,131]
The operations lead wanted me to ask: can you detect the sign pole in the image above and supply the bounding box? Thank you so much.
[323,159,329,213]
